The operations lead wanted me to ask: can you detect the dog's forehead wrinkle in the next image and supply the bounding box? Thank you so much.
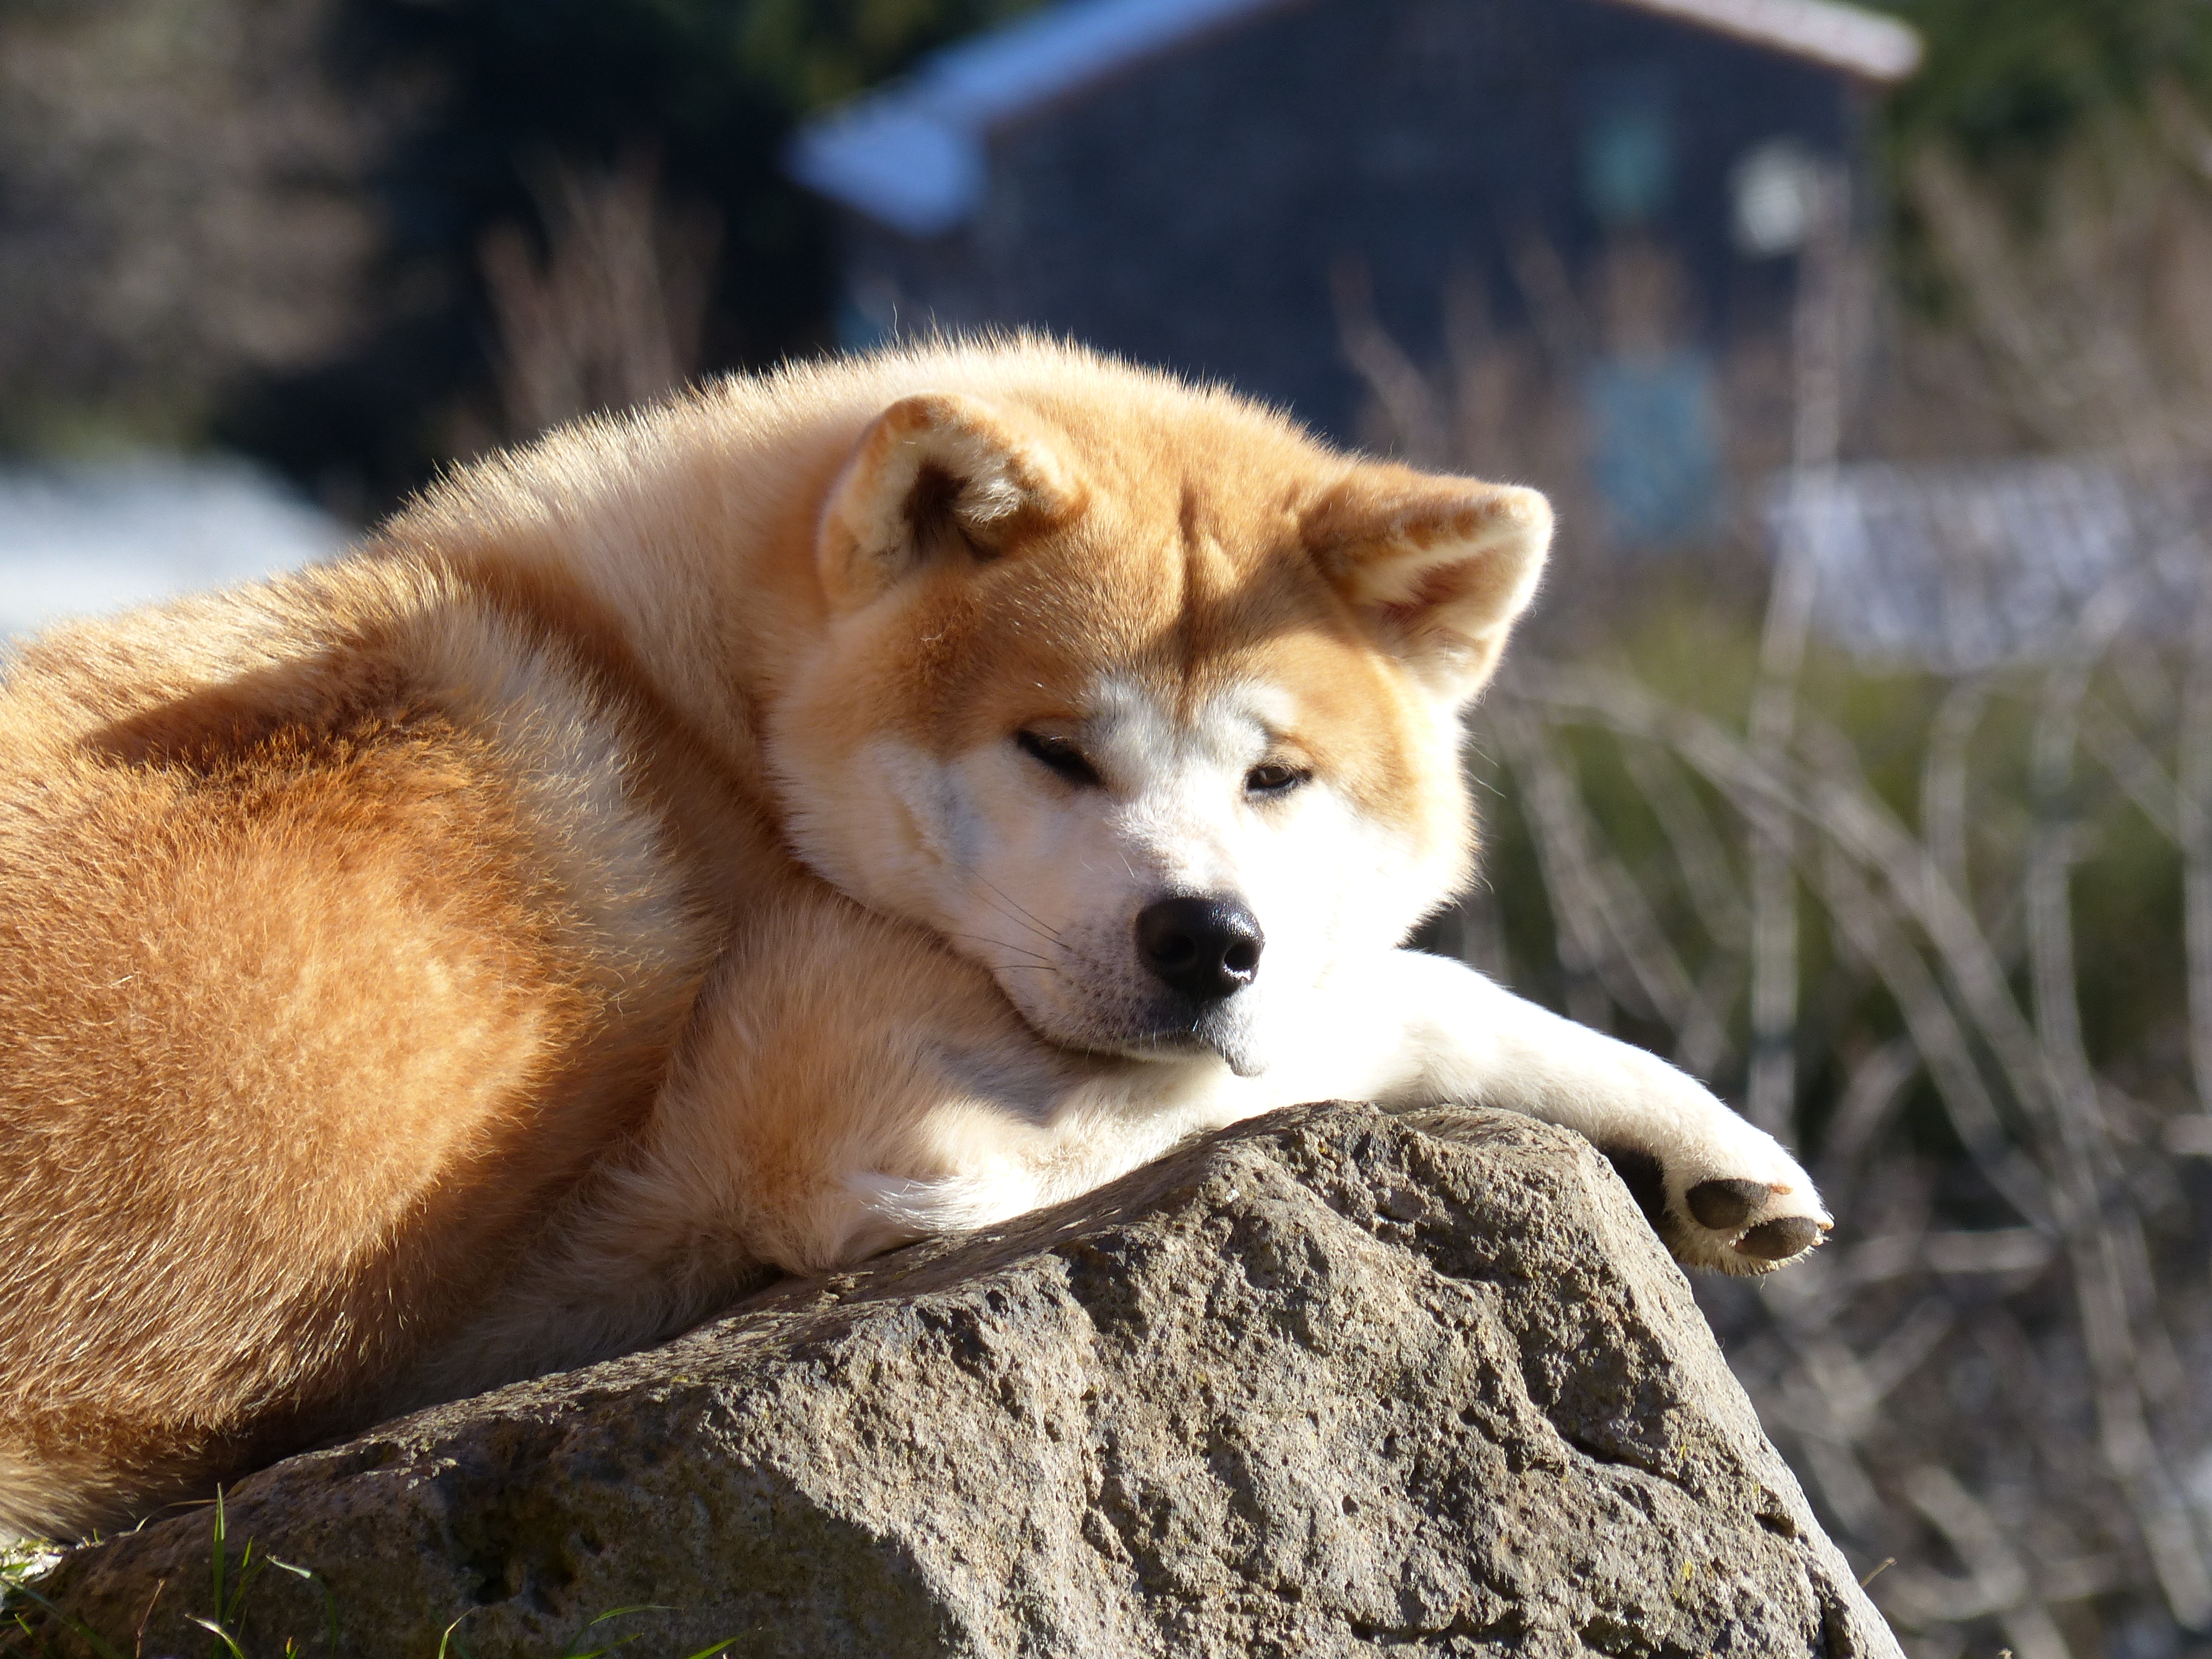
[1084,673,1283,773]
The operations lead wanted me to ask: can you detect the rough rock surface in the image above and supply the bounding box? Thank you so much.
[27,1104,1899,1657]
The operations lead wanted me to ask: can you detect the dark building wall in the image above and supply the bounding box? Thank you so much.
[841,0,1861,442]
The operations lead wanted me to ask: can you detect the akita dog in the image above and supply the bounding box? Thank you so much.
[0,340,1827,1541]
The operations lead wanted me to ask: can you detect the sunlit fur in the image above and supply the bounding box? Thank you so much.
[0,338,1825,1542]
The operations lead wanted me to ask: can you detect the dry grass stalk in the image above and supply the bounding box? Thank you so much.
[2184,587,2212,1119]
[1496,625,2212,1646]
[481,153,719,439]
[1338,173,2212,1642]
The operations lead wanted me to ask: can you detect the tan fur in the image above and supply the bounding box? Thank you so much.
[1,338,1563,1539]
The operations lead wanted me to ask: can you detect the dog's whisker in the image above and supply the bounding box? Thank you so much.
[971,894,1067,956]
[977,896,1064,952]
[972,873,1068,946]
[945,930,1055,964]
[961,880,1049,941]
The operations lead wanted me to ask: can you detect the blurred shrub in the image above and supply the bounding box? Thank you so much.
[1874,0,2212,170]
[1457,580,2212,1656]
[0,0,1042,505]
[220,0,1046,501]
[0,0,398,453]
[1348,111,2212,1636]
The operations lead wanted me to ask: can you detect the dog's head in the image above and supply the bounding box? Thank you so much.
[766,361,1549,1075]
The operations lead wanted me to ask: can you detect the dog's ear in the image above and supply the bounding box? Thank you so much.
[1303,465,1551,700]
[817,392,1081,609]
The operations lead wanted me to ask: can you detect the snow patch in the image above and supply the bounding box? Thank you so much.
[0,454,352,640]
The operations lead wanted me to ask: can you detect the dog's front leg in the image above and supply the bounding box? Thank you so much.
[1313,948,1830,1273]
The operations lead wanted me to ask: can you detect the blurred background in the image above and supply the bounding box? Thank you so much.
[3,0,2211,1650]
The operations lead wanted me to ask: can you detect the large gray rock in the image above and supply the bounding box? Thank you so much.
[24,1105,1899,1657]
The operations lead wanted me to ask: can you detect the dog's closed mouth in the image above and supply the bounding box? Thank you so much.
[1118,1016,1265,1078]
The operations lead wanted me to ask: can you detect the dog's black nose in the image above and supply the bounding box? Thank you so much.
[1135,895,1264,1004]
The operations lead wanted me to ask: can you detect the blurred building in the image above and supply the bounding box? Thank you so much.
[789,0,1918,547]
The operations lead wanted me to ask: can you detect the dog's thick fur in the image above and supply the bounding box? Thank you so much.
[0,340,1827,1541]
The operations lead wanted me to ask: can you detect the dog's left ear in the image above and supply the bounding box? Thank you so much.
[1303,466,1552,700]
[817,392,1082,610]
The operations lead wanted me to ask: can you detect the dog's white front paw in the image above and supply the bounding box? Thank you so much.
[1593,1091,1832,1275]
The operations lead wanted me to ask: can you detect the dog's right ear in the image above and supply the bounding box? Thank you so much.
[817,392,1081,610]
[1303,464,1552,701]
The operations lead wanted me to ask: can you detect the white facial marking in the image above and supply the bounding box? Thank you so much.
[864,675,1447,1074]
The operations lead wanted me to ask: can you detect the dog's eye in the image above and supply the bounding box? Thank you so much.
[1245,761,1308,796]
[1016,729,1102,787]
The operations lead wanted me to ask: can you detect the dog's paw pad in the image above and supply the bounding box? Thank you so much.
[1685,1177,1770,1231]
[1599,1134,1829,1274]
[1734,1215,1826,1262]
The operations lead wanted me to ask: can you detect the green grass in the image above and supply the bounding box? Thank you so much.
[1,1493,737,1659]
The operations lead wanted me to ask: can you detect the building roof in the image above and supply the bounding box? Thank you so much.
[1618,0,1919,82]
[786,0,1922,237]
